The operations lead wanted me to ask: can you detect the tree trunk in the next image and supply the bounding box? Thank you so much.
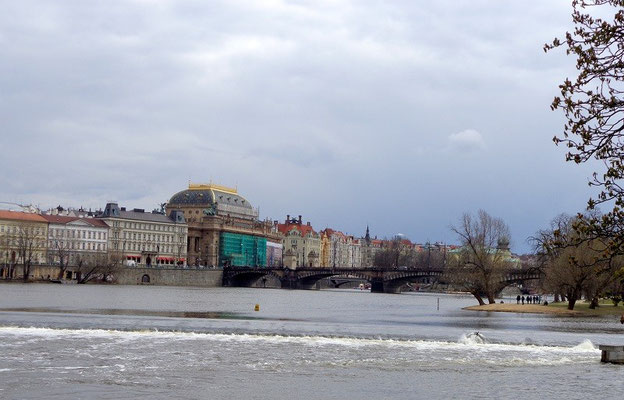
[22,263,30,282]
[589,297,599,309]
[567,296,577,310]
[487,294,496,304]
[554,293,560,303]
[472,291,485,305]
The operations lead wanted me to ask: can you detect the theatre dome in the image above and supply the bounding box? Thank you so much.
[168,183,257,219]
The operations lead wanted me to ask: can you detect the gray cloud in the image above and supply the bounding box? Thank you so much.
[0,1,592,252]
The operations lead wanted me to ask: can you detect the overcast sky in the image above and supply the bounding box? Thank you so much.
[0,1,600,252]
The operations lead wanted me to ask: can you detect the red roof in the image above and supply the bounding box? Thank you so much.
[84,219,110,228]
[0,210,47,223]
[40,215,110,228]
[40,215,78,224]
[277,222,317,237]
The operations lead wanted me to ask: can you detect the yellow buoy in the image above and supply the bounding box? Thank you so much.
[254,304,260,312]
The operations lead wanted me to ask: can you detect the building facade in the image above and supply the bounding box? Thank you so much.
[266,241,283,267]
[319,228,361,268]
[276,215,321,268]
[97,203,188,267]
[41,215,110,266]
[360,226,383,267]
[167,183,281,267]
[0,210,49,279]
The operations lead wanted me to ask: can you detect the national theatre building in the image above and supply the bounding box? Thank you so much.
[167,183,281,267]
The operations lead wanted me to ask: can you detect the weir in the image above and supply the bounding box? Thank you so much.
[599,345,624,364]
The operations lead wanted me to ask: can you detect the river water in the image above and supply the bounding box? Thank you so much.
[1,284,623,399]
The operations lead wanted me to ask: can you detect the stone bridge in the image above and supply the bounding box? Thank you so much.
[223,266,541,294]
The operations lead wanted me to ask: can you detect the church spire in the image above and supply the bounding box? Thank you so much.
[365,225,370,242]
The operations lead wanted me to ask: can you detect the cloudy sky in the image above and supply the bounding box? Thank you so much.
[0,1,600,252]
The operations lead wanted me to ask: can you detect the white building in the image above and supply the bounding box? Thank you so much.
[97,203,188,267]
[42,215,110,266]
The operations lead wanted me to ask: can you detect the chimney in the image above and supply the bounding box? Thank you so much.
[298,215,302,224]
[307,222,311,226]
[286,214,290,223]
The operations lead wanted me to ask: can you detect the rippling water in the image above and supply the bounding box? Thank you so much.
[1,284,623,399]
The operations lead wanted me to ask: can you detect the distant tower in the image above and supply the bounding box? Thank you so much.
[497,237,510,252]
[365,225,371,243]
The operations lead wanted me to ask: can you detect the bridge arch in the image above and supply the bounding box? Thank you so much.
[377,271,445,293]
[225,269,283,288]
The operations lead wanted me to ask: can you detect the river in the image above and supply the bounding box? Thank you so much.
[0,283,623,399]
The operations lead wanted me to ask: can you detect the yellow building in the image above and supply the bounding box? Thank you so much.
[0,210,49,279]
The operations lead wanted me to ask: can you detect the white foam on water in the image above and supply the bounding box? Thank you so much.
[0,326,600,361]
[572,339,597,351]
[458,332,487,345]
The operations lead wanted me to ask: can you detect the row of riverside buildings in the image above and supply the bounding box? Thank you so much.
[0,183,449,279]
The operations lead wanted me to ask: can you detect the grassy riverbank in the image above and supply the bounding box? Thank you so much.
[464,302,624,316]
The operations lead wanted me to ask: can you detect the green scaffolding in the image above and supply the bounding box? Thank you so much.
[219,232,267,267]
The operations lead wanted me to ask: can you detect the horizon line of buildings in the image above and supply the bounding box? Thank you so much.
[0,183,457,278]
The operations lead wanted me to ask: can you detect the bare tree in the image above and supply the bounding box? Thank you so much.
[75,251,123,284]
[546,1,624,262]
[534,213,622,310]
[1,232,13,279]
[373,237,414,268]
[447,210,513,305]
[49,237,75,280]
[16,226,41,282]
[414,244,447,270]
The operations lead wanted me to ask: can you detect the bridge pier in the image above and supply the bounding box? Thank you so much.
[370,278,384,293]
[281,278,298,290]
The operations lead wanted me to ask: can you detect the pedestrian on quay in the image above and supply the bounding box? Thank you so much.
[517,295,521,304]
[521,296,525,305]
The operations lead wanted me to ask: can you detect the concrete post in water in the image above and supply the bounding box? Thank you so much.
[599,345,624,364]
